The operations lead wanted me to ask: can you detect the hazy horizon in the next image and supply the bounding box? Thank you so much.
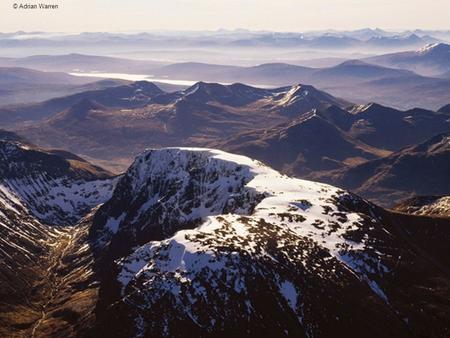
[1,0,449,33]
[1,27,450,35]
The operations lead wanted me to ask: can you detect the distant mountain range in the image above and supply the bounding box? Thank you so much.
[219,109,387,176]
[0,67,125,106]
[1,81,447,206]
[316,132,450,206]
[60,58,444,110]
[218,101,450,205]
[2,44,450,110]
[11,82,349,162]
[365,43,450,77]
[0,53,165,73]
[147,59,450,110]
[1,29,448,70]
[0,80,159,125]
[0,30,444,51]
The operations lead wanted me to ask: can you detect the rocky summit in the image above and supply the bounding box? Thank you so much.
[89,148,449,338]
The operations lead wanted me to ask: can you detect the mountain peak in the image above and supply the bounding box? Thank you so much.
[406,33,421,40]
[338,59,370,67]
[131,80,164,93]
[46,98,107,127]
[349,102,390,114]
[276,84,316,105]
[183,81,214,95]
[181,81,269,106]
[272,83,349,113]
[253,62,309,70]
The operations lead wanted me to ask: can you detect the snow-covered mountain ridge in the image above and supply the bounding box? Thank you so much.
[111,148,386,295]
[90,147,450,338]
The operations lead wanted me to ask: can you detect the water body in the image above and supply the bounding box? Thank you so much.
[69,72,274,88]
[70,72,197,86]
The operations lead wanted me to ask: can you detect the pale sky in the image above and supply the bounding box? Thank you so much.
[1,0,449,33]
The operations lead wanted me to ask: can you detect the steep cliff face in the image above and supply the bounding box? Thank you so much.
[90,148,449,338]
[90,149,265,256]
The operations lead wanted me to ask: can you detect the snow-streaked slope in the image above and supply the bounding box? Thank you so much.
[0,181,60,315]
[0,176,116,225]
[0,140,118,224]
[92,148,419,337]
[0,182,57,264]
